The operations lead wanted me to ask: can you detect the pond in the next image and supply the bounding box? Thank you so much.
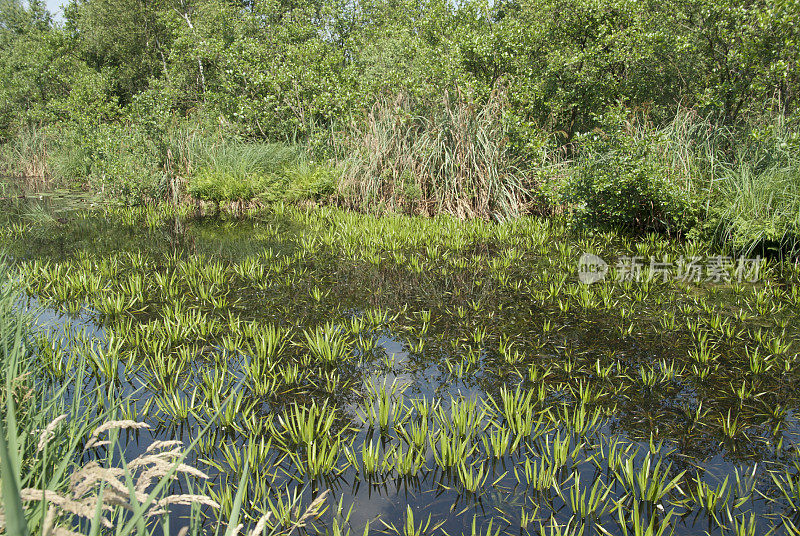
[2,192,800,536]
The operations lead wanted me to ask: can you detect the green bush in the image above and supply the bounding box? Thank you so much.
[88,123,166,204]
[566,124,702,236]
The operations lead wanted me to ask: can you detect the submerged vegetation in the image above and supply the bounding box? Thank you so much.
[1,201,800,534]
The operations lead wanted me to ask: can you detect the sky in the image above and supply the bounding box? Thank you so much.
[44,0,65,21]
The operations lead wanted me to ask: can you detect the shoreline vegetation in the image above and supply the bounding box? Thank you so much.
[5,97,799,259]
[0,0,798,257]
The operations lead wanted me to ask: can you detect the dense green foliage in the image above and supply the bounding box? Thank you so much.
[0,0,798,251]
[566,112,704,235]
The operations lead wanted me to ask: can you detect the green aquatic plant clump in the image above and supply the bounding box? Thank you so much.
[0,259,329,535]
[189,166,269,204]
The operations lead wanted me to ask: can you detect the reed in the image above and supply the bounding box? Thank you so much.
[0,266,217,534]
[0,126,50,187]
[336,90,533,220]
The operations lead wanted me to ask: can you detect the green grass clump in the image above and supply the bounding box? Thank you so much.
[714,160,799,254]
[187,139,335,206]
[188,141,299,203]
[710,118,800,256]
[337,90,532,220]
[190,166,269,204]
[277,160,338,203]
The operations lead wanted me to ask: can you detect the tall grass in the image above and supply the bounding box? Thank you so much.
[0,126,94,190]
[47,128,94,187]
[642,108,727,205]
[0,127,50,188]
[336,89,533,220]
[188,139,303,204]
[184,135,337,209]
[658,107,800,255]
[713,148,800,256]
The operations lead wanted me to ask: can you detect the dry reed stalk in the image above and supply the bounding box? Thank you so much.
[35,414,67,452]
[83,420,150,450]
[12,418,330,535]
[19,420,219,534]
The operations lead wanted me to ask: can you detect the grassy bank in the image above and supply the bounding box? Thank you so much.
[2,102,798,257]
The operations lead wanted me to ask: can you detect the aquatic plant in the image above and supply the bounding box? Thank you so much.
[614,452,685,507]
[277,401,339,447]
[303,322,351,364]
[360,379,406,433]
[382,505,444,536]
[4,202,800,535]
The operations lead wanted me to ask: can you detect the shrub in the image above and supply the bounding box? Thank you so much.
[565,115,704,236]
[89,124,168,204]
